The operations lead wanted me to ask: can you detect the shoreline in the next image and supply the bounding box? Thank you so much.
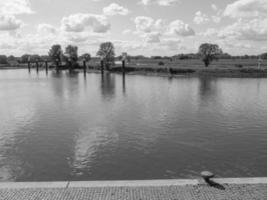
[1,177,266,200]
[1,66,267,78]
[0,177,267,189]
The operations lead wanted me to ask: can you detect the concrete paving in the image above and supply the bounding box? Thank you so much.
[0,178,266,200]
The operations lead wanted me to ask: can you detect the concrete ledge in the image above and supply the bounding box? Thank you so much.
[68,179,198,188]
[214,177,267,185]
[0,181,68,189]
[0,177,266,189]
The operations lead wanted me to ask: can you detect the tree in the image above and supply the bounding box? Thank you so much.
[31,54,41,62]
[97,42,115,69]
[48,44,62,64]
[0,55,8,64]
[7,55,16,61]
[261,53,267,59]
[21,54,31,63]
[65,45,78,69]
[198,43,222,67]
[80,53,91,62]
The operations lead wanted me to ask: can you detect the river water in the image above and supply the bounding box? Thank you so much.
[0,69,266,181]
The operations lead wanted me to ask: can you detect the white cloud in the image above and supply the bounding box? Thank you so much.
[122,29,132,34]
[158,38,182,51]
[200,28,217,37]
[103,3,130,16]
[211,4,218,11]
[168,20,195,36]
[140,0,179,6]
[219,18,267,41]
[212,16,221,23]
[0,0,33,15]
[134,16,166,34]
[145,32,161,43]
[193,11,210,25]
[224,0,267,18]
[37,24,57,35]
[134,16,155,33]
[0,15,23,31]
[61,13,110,33]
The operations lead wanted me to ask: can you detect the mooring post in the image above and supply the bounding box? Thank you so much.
[56,59,59,73]
[28,61,31,72]
[122,72,126,94]
[122,52,127,73]
[101,59,104,73]
[83,59,86,75]
[27,56,31,73]
[68,58,72,74]
[201,171,215,183]
[45,60,48,74]
[36,61,39,73]
[122,60,125,73]
[258,57,263,69]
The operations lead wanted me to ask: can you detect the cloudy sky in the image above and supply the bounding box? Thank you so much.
[0,0,267,56]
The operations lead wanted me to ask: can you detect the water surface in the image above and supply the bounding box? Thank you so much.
[0,69,266,181]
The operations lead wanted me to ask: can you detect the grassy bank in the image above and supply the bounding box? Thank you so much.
[1,59,267,78]
[107,66,267,78]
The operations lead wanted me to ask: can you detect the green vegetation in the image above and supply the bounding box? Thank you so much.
[48,44,62,65]
[64,45,78,70]
[1,42,267,77]
[198,43,222,67]
[0,55,8,64]
[97,42,115,69]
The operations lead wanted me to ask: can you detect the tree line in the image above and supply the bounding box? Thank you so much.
[0,42,265,67]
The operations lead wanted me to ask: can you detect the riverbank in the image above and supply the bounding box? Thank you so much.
[2,64,267,78]
[108,66,267,78]
[0,178,266,200]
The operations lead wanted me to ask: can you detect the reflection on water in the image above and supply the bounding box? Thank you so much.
[0,69,267,181]
[198,77,217,98]
[122,73,126,95]
[100,73,116,101]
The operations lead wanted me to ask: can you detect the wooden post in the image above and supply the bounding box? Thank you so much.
[122,60,125,73]
[83,60,86,74]
[69,59,72,73]
[45,60,48,74]
[101,60,104,73]
[28,61,31,72]
[36,61,39,73]
[28,56,31,73]
[56,59,59,73]
[122,72,126,94]
[122,52,127,73]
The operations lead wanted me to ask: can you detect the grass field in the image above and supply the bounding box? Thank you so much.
[120,58,267,69]
[1,58,267,77]
[87,58,267,69]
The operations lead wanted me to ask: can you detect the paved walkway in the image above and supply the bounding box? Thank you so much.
[0,178,266,200]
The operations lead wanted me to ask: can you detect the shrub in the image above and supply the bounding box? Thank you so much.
[158,61,165,66]
[235,64,243,68]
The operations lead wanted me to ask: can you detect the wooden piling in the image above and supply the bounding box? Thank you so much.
[28,62,31,72]
[56,60,59,73]
[36,61,39,73]
[101,60,104,73]
[45,61,48,74]
[83,60,86,74]
[122,60,125,73]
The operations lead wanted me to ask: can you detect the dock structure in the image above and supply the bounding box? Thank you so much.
[0,178,266,200]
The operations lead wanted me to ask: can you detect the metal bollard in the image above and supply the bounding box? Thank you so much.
[201,171,215,182]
